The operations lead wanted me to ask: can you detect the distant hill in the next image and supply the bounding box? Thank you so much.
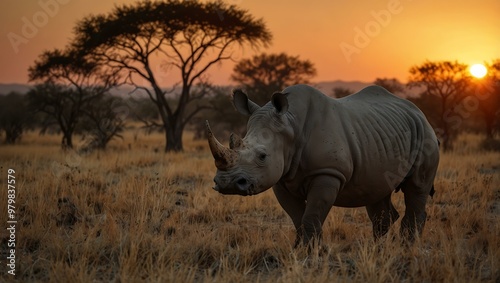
[0,82,371,96]
[0,83,32,95]
[0,83,153,97]
[0,83,138,97]
[0,80,422,97]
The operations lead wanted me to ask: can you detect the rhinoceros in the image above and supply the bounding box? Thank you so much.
[206,84,439,246]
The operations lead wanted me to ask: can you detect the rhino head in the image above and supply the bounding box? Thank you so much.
[206,89,292,196]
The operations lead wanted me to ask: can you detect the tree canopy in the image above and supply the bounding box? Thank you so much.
[231,52,316,105]
[476,60,500,138]
[72,0,272,152]
[408,60,472,150]
[28,47,120,149]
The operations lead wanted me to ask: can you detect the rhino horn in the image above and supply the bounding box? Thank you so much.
[206,120,237,170]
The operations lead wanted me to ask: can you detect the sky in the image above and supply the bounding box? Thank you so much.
[0,0,498,86]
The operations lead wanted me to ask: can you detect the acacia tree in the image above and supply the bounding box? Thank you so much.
[408,60,472,150]
[27,83,79,148]
[28,49,119,149]
[73,0,271,152]
[231,53,316,105]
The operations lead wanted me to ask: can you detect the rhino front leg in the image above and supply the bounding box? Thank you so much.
[301,175,340,246]
[273,183,306,247]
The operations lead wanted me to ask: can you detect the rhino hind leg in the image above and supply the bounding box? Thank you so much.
[365,194,399,239]
[399,179,432,243]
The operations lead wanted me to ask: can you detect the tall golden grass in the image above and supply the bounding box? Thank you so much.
[0,131,498,282]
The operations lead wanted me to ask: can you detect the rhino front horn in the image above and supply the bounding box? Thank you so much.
[205,120,237,170]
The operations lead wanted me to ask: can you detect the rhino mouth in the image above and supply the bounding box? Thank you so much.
[213,176,255,196]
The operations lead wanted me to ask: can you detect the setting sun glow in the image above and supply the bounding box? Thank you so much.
[470,64,488,79]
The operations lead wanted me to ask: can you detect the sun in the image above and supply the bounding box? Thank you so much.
[469,64,488,79]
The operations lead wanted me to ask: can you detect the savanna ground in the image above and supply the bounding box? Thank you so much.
[0,130,498,282]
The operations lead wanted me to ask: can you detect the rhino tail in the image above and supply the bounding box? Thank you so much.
[429,184,436,198]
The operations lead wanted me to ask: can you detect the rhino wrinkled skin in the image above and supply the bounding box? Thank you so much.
[207,84,439,246]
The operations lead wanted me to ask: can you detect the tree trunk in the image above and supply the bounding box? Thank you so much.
[165,120,184,152]
[485,117,494,139]
[441,130,452,151]
[439,95,453,152]
[5,125,21,144]
[62,131,73,149]
[5,132,17,144]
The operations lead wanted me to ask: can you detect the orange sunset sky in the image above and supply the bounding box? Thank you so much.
[0,0,498,86]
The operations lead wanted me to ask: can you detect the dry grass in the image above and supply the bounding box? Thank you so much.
[0,131,499,282]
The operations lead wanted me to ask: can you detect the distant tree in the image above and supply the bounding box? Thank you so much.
[474,60,500,138]
[0,92,32,144]
[373,78,405,95]
[28,48,119,149]
[27,83,81,148]
[332,87,353,98]
[74,0,271,152]
[407,91,442,130]
[80,95,127,150]
[191,85,248,140]
[408,60,472,150]
[128,97,162,134]
[231,53,316,105]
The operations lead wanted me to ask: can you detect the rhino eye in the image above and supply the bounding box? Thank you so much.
[258,153,267,162]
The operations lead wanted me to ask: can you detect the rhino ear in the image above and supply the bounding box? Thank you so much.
[233,89,260,116]
[271,92,288,114]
